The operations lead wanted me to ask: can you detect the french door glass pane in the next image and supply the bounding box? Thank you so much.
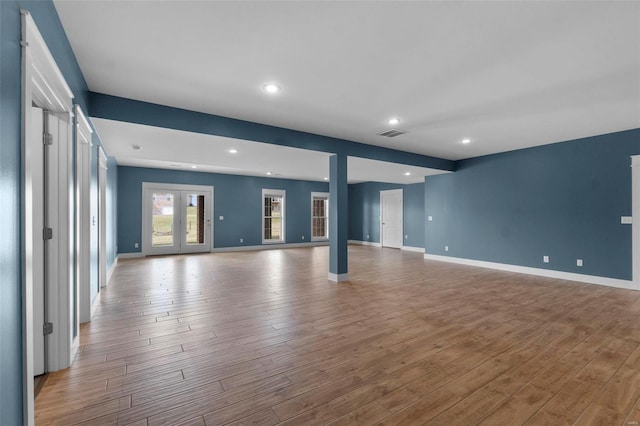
[152,192,174,247]
[264,196,283,241]
[186,194,205,245]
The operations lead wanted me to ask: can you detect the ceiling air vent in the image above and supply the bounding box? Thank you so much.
[378,128,407,138]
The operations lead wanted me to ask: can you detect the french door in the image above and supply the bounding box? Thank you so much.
[143,183,213,255]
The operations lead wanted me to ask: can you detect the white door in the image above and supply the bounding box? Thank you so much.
[98,148,108,287]
[32,107,46,376]
[381,189,403,249]
[143,184,213,255]
[32,108,76,375]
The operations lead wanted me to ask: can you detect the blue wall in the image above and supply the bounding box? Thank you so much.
[118,167,329,252]
[0,3,24,423]
[348,182,425,248]
[0,3,117,423]
[426,129,640,280]
[1,2,92,422]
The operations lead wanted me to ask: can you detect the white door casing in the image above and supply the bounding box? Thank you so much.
[76,105,92,322]
[632,155,640,289]
[380,189,403,249]
[31,107,46,377]
[98,147,108,287]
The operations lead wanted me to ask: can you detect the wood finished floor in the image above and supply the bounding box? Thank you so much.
[35,245,640,426]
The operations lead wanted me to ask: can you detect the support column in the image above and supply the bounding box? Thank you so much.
[329,154,349,282]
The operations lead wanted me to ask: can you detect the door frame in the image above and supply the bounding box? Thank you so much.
[76,106,92,322]
[632,155,640,289]
[380,189,404,248]
[142,182,214,256]
[21,10,76,425]
[98,147,108,286]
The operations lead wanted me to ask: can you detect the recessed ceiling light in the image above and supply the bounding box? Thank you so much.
[461,138,471,144]
[323,177,329,181]
[266,171,273,175]
[388,118,400,126]
[132,144,141,151]
[228,149,238,154]
[404,172,411,176]
[191,165,197,169]
[263,83,280,94]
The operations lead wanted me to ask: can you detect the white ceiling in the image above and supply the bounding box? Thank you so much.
[93,118,449,184]
[55,1,639,167]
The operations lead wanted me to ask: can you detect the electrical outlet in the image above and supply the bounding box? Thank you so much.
[366,234,369,240]
[240,238,243,243]
[405,234,408,239]
[134,242,139,248]
[577,259,583,267]
[219,215,224,221]
[428,216,433,221]
[543,255,549,263]
[302,235,305,240]
[445,246,449,252]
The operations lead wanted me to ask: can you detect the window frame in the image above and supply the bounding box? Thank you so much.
[311,192,330,241]
[262,188,286,244]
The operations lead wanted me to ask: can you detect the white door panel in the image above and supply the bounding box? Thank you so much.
[32,107,45,376]
[381,189,403,249]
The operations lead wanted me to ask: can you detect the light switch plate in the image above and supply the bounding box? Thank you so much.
[621,216,633,224]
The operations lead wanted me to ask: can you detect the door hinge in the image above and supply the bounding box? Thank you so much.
[43,227,53,240]
[44,133,53,145]
[43,322,53,335]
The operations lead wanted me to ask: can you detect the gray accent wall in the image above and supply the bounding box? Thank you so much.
[425,129,640,280]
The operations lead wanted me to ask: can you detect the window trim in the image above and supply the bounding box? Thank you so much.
[311,192,330,242]
[262,188,286,244]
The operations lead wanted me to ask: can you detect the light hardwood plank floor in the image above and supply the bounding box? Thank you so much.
[35,245,640,425]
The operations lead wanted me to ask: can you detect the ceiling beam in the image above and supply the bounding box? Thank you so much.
[89,92,455,172]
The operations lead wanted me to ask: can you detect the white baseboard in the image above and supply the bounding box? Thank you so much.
[213,241,329,253]
[424,253,638,291]
[106,256,118,284]
[117,252,145,259]
[328,272,349,282]
[402,245,425,253]
[90,288,101,318]
[348,240,382,247]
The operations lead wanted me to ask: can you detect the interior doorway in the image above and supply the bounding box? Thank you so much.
[142,183,214,255]
[22,10,79,424]
[380,189,403,249]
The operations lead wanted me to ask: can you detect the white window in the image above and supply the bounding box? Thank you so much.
[263,189,286,243]
[311,192,329,241]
